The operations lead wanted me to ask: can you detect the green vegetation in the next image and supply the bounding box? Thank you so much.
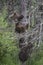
[0,6,21,65]
[0,6,8,28]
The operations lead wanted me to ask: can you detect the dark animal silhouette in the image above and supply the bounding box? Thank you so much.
[15,22,28,33]
[19,42,33,62]
[19,38,25,48]
[19,38,25,43]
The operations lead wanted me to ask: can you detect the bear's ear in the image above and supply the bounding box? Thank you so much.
[17,15,24,21]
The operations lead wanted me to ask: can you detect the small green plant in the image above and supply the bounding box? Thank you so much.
[0,6,8,28]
